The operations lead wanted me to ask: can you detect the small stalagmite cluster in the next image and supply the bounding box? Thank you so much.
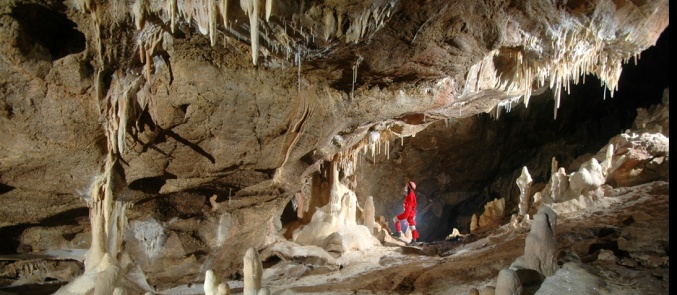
[468,89,669,294]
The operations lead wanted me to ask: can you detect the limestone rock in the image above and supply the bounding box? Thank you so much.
[361,196,376,235]
[321,224,380,254]
[607,132,669,187]
[479,198,506,229]
[243,247,264,295]
[495,268,521,295]
[516,166,533,216]
[512,206,558,277]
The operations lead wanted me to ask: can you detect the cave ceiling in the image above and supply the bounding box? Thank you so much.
[0,0,668,221]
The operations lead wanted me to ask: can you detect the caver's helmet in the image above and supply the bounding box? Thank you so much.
[407,181,416,191]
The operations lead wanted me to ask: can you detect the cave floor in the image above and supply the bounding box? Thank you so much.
[160,181,669,295]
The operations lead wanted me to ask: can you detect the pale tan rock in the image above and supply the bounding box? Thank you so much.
[470,213,478,233]
[495,268,521,295]
[516,166,533,216]
[479,198,505,228]
[512,206,558,277]
[244,247,263,295]
[362,196,376,235]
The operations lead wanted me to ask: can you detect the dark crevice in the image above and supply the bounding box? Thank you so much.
[11,4,86,61]
[179,104,189,116]
[128,172,177,194]
[0,282,67,295]
[280,196,301,227]
[261,255,282,268]
[516,269,545,295]
[128,177,167,194]
[0,183,16,195]
[254,169,276,179]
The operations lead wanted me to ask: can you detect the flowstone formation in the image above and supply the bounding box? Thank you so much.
[0,0,669,293]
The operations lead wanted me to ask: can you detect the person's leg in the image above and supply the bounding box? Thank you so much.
[407,214,419,241]
[394,211,407,236]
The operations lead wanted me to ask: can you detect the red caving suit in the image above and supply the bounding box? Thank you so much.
[395,189,419,240]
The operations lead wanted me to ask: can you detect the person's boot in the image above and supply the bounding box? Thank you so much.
[407,239,418,246]
[393,231,403,238]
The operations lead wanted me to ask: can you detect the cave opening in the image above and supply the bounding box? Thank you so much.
[354,26,669,243]
[11,4,86,61]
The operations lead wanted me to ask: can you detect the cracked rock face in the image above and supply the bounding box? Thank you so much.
[0,0,669,292]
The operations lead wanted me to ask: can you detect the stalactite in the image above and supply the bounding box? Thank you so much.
[351,55,364,100]
[208,0,218,46]
[169,0,178,33]
[132,0,148,30]
[295,45,301,92]
[241,0,260,65]
[323,8,336,41]
[265,0,272,21]
[220,0,229,28]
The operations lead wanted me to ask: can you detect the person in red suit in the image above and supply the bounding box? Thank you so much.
[393,180,419,245]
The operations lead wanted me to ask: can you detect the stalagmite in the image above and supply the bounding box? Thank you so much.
[244,247,264,295]
[532,192,543,212]
[516,166,533,216]
[344,191,358,226]
[470,213,478,233]
[549,167,569,203]
[362,196,375,234]
[512,206,558,277]
[218,283,231,295]
[329,162,342,216]
[603,144,614,176]
[93,254,121,295]
[210,194,220,211]
[295,192,305,219]
[495,268,522,295]
[204,269,220,295]
[569,158,606,196]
